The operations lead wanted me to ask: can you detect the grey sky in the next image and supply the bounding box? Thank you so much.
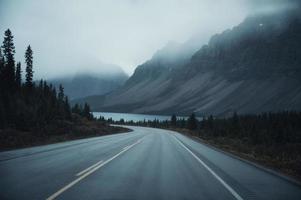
[0,0,297,79]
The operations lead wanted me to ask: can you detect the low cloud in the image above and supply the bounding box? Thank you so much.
[0,0,298,79]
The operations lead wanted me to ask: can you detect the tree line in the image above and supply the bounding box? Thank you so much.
[106,113,199,130]
[108,111,301,146]
[0,29,93,131]
[200,111,301,145]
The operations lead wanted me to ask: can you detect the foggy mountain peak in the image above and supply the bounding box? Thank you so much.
[74,61,128,78]
[0,0,252,78]
[80,4,301,116]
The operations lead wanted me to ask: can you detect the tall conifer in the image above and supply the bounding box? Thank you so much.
[25,45,33,88]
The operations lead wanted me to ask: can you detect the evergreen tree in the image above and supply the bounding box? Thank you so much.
[0,48,4,73]
[171,114,177,127]
[180,118,186,128]
[38,79,43,90]
[83,103,92,120]
[25,45,33,88]
[15,62,22,88]
[187,113,198,130]
[1,29,16,91]
[72,103,81,114]
[0,29,96,132]
[64,96,71,119]
[2,29,15,62]
[0,48,4,89]
[58,84,64,102]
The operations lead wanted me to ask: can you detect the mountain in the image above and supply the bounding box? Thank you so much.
[79,8,301,116]
[50,64,128,100]
[124,40,199,87]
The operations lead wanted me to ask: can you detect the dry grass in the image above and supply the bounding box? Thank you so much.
[0,118,130,151]
[172,128,301,182]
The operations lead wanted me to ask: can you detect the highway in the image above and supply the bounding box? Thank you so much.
[0,126,301,200]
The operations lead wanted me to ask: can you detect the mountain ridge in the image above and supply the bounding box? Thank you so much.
[50,64,128,100]
[77,8,301,116]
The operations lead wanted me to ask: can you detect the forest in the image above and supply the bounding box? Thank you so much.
[0,29,128,150]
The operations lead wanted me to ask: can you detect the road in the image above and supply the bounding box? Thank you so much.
[0,126,301,200]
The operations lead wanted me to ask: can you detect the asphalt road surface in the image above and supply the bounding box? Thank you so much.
[1,126,301,200]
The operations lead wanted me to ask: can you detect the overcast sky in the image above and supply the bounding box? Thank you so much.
[0,0,298,79]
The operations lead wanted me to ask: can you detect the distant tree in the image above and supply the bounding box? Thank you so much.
[179,118,186,128]
[2,29,15,62]
[107,117,113,123]
[0,49,6,126]
[72,103,81,114]
[64,96,71,119]
[15,62,22,88]
[0,48,4,88]
[0,48,4,73]
[171,114,177,127]
[38,79,43,90]
[25,45,33,88]
[187,113,198,130]
[83,103,93,120]
[58,84,64,102]
[97,116,105,122]
[1,29,16,91]
[207,115,214,129]
[232,112,239,125]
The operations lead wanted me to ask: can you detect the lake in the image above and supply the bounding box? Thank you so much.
[92,112,174,122]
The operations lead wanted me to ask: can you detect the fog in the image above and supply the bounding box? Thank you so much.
[0,0,298,79]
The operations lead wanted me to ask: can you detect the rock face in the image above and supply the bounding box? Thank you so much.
[50,64,128,100]
[82,8,301,116]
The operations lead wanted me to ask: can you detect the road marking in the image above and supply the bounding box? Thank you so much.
[46,139,142,200]
[174,136,244,200]
[76,160,103,176]
[123,145,130,150]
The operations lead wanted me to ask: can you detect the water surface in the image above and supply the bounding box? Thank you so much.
[93,112,172,122]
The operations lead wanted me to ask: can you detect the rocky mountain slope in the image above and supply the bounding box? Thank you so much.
[81,8,301,116]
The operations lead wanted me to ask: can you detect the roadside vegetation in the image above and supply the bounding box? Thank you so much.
[108,112,301,181]
[0,29,129,151]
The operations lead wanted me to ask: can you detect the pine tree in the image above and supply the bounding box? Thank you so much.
[64,96,71,119]
[38,79,43,90]
[83,103,92,120]
[25,45,33,88]
[72,103,81,114]
[171,114,177,127]
[0,48,4,73]
[1,29,16,91]
[58,84,64,102]
[15,62,22,88]
[0,48,4,89]
[2,29,15,62]
[187,113,198,130]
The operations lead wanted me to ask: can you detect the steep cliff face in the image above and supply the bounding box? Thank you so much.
[83,9,301,116]
[187,10,301,80]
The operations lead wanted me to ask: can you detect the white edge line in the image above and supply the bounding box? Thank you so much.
[173,136,244,200]
[123,145,130,150]
[76,160,103,176]
[46,139,142,200]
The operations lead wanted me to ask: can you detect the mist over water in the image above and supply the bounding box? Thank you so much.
[0,0,299,79]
